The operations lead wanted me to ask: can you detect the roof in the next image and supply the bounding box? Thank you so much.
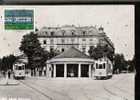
[53,47,90,59]
[37,25,100,37]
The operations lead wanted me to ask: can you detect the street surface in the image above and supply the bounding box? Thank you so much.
[0,73,134,100]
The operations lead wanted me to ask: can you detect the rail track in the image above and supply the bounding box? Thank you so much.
[19,80,54,100]
[18,74,133,100]
[102,74,132,100]
[19,79,73,100]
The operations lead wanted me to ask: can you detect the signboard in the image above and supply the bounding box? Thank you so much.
[4,9,34,30]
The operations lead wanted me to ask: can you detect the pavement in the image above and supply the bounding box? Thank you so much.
[0,78,19,86]
[0,73,135,100]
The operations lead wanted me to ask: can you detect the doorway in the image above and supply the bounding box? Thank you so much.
[56,64,64,77]
[81,64,89,77]
[67,64,78,77]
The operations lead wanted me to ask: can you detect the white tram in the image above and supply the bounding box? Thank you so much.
[94,57,113,79]
[13,62,25,79]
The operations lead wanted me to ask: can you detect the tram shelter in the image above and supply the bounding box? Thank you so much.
[46,47,94,78]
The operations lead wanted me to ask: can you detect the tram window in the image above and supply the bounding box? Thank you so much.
[18,66,22,70]
[17,66,24,70]
[99,64,102,69]
[103,63,105,69]
[108,64,110,69]
[96,63,98,69]
[15,65,18,70]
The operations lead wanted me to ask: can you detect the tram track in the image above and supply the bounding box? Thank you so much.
[101,74,133,100]
[17,74,133,100]
[19,79,73,100]
[82,79,110,100]
[19,80,54,100]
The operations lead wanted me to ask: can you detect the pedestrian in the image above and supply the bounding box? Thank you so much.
[8,70,11,79]
[39,68,42,76]
[43,67,46,76]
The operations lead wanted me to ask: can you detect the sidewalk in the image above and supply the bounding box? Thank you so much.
[0,78,19,86]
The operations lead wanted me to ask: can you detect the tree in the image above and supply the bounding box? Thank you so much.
[48,48,60,59]
[113,53,127,74]
[127,55,135,72]
[19,32,49,76]
[88,44,114,61]
[0,54,17,71]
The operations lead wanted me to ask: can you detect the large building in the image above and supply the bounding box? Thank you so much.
[36,25,114,55]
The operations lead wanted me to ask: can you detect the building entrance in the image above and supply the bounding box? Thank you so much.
[67,64,78,77]
[81,64,89,77]
[56,64,64,77]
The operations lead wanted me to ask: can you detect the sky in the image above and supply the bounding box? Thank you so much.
[0,5,134,60]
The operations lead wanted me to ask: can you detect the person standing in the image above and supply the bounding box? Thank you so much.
[43,66,46,76]
[8,69,11,79]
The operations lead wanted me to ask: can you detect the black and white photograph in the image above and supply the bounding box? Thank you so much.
[0,5,135,100]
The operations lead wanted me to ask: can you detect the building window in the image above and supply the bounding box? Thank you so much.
[50,39,54,44]
[51,31,54,36]
[82,47,86,53]
[72,32,74,36]
[71,38,75,43]
[90,39,93,41]
[62,30,65,36]
[82,38,86,41]
[83,31,86,36]
[50,46,54,51]
[43,40,46,44]
[71,30,75,36]
[45,32,48,34]
[61,39,65,44]
[61,48,64,52]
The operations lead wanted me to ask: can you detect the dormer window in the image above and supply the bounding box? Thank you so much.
[62,30,65,36]
[83,31,86,36]
[51,31,54,36]
[71,30,75,36]
[72,32,74,36]
[61,48,64,52]
[43,40,46,44]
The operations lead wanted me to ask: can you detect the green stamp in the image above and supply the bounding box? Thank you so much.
[5,10,34,30]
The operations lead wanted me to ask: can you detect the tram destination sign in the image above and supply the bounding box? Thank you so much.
[4,9,34,30]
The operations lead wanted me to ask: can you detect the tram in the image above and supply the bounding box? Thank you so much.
[94,57,113,79]
[13,62,25,79]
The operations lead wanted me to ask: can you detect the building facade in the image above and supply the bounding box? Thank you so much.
[36,25,114,55]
